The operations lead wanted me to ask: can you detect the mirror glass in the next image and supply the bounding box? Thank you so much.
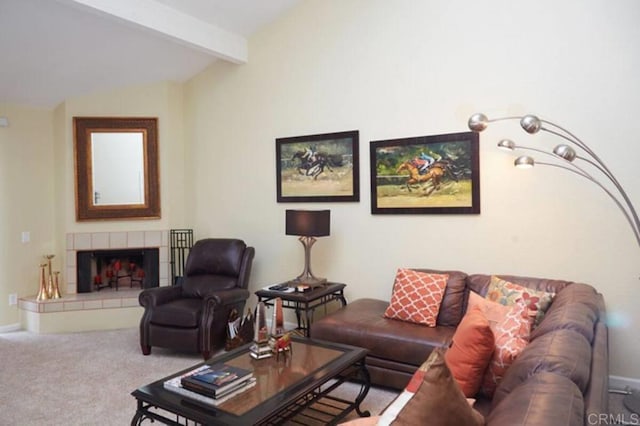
[91,132,145,205]
[74,117,160,221]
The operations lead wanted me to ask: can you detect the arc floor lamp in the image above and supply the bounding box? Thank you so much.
[468,112,640,248]
[468,112,640,413]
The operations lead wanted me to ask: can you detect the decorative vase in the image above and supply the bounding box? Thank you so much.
[45,254,55,298]
[51,271,62,299]
[36,264,49,301]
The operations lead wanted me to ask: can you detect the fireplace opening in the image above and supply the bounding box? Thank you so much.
[76,248,159,293]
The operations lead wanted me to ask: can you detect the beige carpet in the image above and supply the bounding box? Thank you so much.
[0,328,397,425]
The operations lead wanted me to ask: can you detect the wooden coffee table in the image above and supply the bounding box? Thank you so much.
[131,337,370,425]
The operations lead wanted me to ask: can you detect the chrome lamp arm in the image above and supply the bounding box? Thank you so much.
[468,113,640,248]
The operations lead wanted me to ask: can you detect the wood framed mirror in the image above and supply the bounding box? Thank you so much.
[74,117,160,221]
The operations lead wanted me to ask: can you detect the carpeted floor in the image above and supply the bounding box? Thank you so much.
[0,328,397,425]
[2,327,637,425]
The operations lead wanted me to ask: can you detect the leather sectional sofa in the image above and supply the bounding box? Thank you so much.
[311,269,608,425]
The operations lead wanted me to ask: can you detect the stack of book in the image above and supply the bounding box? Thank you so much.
[163,363,255,406]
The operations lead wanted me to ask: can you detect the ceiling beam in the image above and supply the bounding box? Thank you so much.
[62,0,248,64]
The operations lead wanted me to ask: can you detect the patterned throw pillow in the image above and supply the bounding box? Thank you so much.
[480,300,530,397]
[486,275,555,328]
[383,269,448,327]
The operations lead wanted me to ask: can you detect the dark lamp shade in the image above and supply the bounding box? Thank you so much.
[286,210,330,237]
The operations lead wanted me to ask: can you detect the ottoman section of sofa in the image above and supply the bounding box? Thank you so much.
[310,298,455,382]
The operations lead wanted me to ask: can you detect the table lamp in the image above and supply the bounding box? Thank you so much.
[286,209,330,287]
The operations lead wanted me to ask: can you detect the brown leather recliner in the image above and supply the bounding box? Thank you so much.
[139,238,255,359]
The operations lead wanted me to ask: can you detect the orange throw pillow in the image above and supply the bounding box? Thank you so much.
[481,300,531,397]
[445,306,495,397]
[384,269,448,327]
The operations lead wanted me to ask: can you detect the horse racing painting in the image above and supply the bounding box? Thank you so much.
[276,130,359,202]
[370,131,480,214]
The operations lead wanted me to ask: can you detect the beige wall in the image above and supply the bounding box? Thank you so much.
[0,105,55,327]
[2,0,639,380]
[184,0,640,378]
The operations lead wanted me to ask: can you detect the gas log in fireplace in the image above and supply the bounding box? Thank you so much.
[76,248,159,293]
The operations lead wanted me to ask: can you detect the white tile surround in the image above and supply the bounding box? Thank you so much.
[64,230,170,294]
[17,230,170,333]
[19,289,142,314]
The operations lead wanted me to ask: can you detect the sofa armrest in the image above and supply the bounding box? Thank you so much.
[138,285,182,307]
[584,320,609,418]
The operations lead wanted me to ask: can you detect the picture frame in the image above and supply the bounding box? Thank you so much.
[276,130,359,202]
[369,131,480,214]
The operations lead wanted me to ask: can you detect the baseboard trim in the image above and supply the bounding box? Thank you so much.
[0,323,22,333]
[610,375,640,391]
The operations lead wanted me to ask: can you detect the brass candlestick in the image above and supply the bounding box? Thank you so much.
[36,264,49,301]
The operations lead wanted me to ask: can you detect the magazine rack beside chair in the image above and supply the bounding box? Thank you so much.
[138,238,255,359]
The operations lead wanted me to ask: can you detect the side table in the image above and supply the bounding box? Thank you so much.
[255,282,347,337]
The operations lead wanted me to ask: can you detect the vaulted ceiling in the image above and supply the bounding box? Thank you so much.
[0,0,300,108]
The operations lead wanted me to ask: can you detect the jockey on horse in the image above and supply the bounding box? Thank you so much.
[411,152,437,175]
[301,145,318,167]
[292,145,332,179]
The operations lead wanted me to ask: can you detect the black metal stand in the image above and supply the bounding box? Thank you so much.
[170,229,193,285]
[256,283,347,337]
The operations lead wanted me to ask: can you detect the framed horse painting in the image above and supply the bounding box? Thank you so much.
[369,131,480,214]
[276,130,359,202]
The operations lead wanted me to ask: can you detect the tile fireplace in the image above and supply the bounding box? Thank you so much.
[18,230,170,333]
[66,230,170,294]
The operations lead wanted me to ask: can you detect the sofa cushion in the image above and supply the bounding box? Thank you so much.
[378,348,484,426]
[311,298,455,368]
[481,300,530,397]
[384,269,448,326]
[415,268,468,327]
[542,282,603,318]
[529,301,597,343]
[445,305,495,397]
[486,275,555,328]
[487,372,584,426]
[492,329,592,407]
